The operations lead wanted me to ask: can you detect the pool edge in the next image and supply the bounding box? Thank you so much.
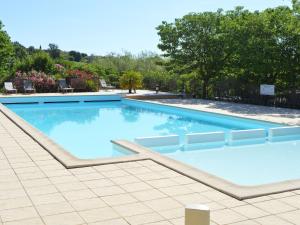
[0,103,149,169]
[123,98,292,126]
[1,100,299,200]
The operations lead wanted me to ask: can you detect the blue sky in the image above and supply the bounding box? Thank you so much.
[0,0,292,55]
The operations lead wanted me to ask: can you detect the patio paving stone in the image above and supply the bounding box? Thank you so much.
[42,212,85,225]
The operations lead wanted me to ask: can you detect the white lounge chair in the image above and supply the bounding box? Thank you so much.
[99,79,115,90]
[4,82,17,94]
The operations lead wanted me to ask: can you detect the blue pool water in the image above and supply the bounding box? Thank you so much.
[160,140,300,185]
[6,99,280,160]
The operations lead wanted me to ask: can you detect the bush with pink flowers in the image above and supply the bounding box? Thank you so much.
[54,64,65,73]
[66,69,94,80]
[14,70,56,93]
[66,69,98,91]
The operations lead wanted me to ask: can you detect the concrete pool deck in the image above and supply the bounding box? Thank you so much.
[148,99,300,126]
[1,95,300,224]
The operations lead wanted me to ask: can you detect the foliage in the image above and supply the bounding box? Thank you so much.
[48,43,61,59]
[27,46,36,54]
[69,50,87,62]
[157,4,300,98]
[177,73,202,96]
[143,70,177,91]
[157,10,226,98]
[293,0,300,14]
[119,70,143,93]
[66,69,95,80]
[85,79,98,92]
[0,20,14,84]
[16,51,55,74]
[14,70,56,93]
[31,51,54,73]
[13,42,28,60]
[65,69,97,91]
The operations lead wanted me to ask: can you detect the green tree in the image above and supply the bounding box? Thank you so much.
[17,51,54,73]
[68,50,87,62]
[0,20,14,84]
[222,6,300,95]
[31,51,54,73]
[270,6,300,93]
[27,46,36,55]
[48,43,61,59]
[292,0,300,14]
[119,70,143,93]
[221,7,280,96]
[157,11,227,98]
[13,42,28,60]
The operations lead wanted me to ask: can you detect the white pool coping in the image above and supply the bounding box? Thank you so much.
[1,95,300,200]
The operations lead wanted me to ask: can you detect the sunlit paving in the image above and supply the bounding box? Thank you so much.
[0,0,300,225]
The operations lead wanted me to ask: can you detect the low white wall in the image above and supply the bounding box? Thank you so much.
[269,126,300,140]
[135,135,180,147]
[186,132,225,145]
[229,129,266,142]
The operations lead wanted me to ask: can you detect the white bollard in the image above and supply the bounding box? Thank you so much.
[185,204,210,225]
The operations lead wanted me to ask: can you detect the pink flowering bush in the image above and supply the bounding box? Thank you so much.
[14,70,56,93]
[54,64,65,73]
[66,69,98,91]
[66,69,94,80]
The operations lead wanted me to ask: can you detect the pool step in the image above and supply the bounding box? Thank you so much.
[134,127,300,149]
[135,135,180,147]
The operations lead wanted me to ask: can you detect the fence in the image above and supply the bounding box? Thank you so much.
[212,93,300,109]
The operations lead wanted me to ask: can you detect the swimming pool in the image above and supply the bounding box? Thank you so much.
[5,98,279,159]
[156,139,300,186]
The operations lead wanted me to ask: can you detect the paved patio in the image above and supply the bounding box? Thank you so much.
[1,108,300,224]
[150,99,300,126]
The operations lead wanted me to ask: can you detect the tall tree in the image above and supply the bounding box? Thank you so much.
[292,0,300,14]
[13,42,28,60]
[0,20,14,83]
[27,46,36,54]
[48,43,61,59]
[157,11,227,98]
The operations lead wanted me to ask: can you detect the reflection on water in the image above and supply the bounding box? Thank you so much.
[120,106,140,123]
[13,105,100,134]
[7,101,279,159]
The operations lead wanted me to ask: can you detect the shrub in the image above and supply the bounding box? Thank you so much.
[54,64,65,73]
[14,70,56,93]
[0,20,14,86]
[31,51,54,73]
[66,69,94,80]
[86,80,98,92]
[16,51,55,74]
[66,69,98,92]
[119,70,143,93]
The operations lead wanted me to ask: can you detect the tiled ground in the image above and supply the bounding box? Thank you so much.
[152,99,300,125]
[1,111,300,225]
